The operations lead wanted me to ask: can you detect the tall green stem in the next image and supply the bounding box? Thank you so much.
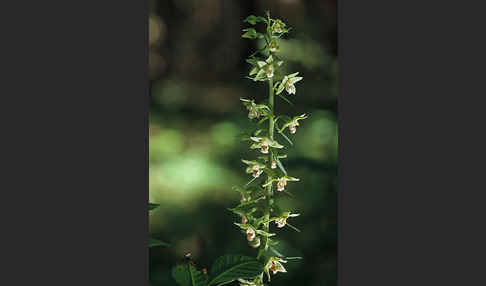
[258,12,275,270]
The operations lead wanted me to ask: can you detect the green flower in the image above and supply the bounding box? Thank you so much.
[276,72,303,95]
[264,256,287,280]
[271,19,286,34]
[262,176,300,191]
[249,236,261,248]
[268,39,280,53]
[240,98,270,119]
[249,136,284,154]
[280,114,308,134]
[242,159,266,178]
[274,212,300,228]
[250,56,283,81]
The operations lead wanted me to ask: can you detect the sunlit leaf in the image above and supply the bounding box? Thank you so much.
[208,255,264,286]
[149,203,160,211]
[149,237,170,248]
[172,263,208,286]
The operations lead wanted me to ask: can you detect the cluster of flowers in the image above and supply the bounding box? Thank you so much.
[230,12,308,285]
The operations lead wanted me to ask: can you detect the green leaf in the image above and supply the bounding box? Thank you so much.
[149,203,160,211]
[278,131,293,146]
[241,28,264,39]
[278,93,294,106]
[149,237,170,248]
[243,15,266,25]
[208,254,264,286]
[172,263,208,286]
[275,157,287,175]
[286,222,301,233]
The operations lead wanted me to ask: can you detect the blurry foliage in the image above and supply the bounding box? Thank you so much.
[149,1,337,285]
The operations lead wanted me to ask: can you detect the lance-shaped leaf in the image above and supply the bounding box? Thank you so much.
[172,263,208,286]
[255,229,276,237]
[244,15,267,25]
[242,28,264,39]
[149,237,170,248]
[208,255,264,286]
[275,156,287,175]
[149,203,159,211]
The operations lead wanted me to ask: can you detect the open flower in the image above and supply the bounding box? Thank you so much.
[271,19,286,34]
[240,98,270,120]
[263,176,300,192]
[242,159,266,178]
[276,72,303,95]
[250,56,283,81]
[268,39,280,53]
[264,256,287,280]
[280,114,308,135]
[274,212,300,228]
[271,160,277,169]
[249,137,284,154]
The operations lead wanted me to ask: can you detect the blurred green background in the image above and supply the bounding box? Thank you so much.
[149,0,337,285]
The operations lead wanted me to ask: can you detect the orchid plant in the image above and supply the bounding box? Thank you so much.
[170,12,307,286]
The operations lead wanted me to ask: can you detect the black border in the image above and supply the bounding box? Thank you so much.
[3,0,485,285]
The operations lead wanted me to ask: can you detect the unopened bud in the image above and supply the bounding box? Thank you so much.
[246,228,256,241]
[271,160,277,169]
[249,237,260,248]
[277,178,287,192]
[275,218,286,228]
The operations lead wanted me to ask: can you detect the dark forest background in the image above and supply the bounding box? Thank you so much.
[149,1,337,285]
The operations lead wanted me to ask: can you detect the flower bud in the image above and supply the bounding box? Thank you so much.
[275,217,286,228]
[289,124,297,134]
[246,227,256,241]
[271,160,277,169]
[249,237,260,248]
[277,178,287,192]
[241,215,248,224]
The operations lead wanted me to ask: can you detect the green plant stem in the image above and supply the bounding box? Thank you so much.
[257,14,275,274]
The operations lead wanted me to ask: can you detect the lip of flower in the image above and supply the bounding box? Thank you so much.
[289,124,297,134]
[248,108,258,119]
[251,165,262,177]
[246,227,256,241]
[270,261,278,274]
[260,142,269,154]
[285,81,296,95]
[277,178,287,191]
[266,65,274,78]
[272,22,284,33]
[275,217,286,228]
[271,160,277,169]
[250,237,260,248]
[269,41,279,53]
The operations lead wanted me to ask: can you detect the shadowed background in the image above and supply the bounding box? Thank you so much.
[149,0,337,285]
